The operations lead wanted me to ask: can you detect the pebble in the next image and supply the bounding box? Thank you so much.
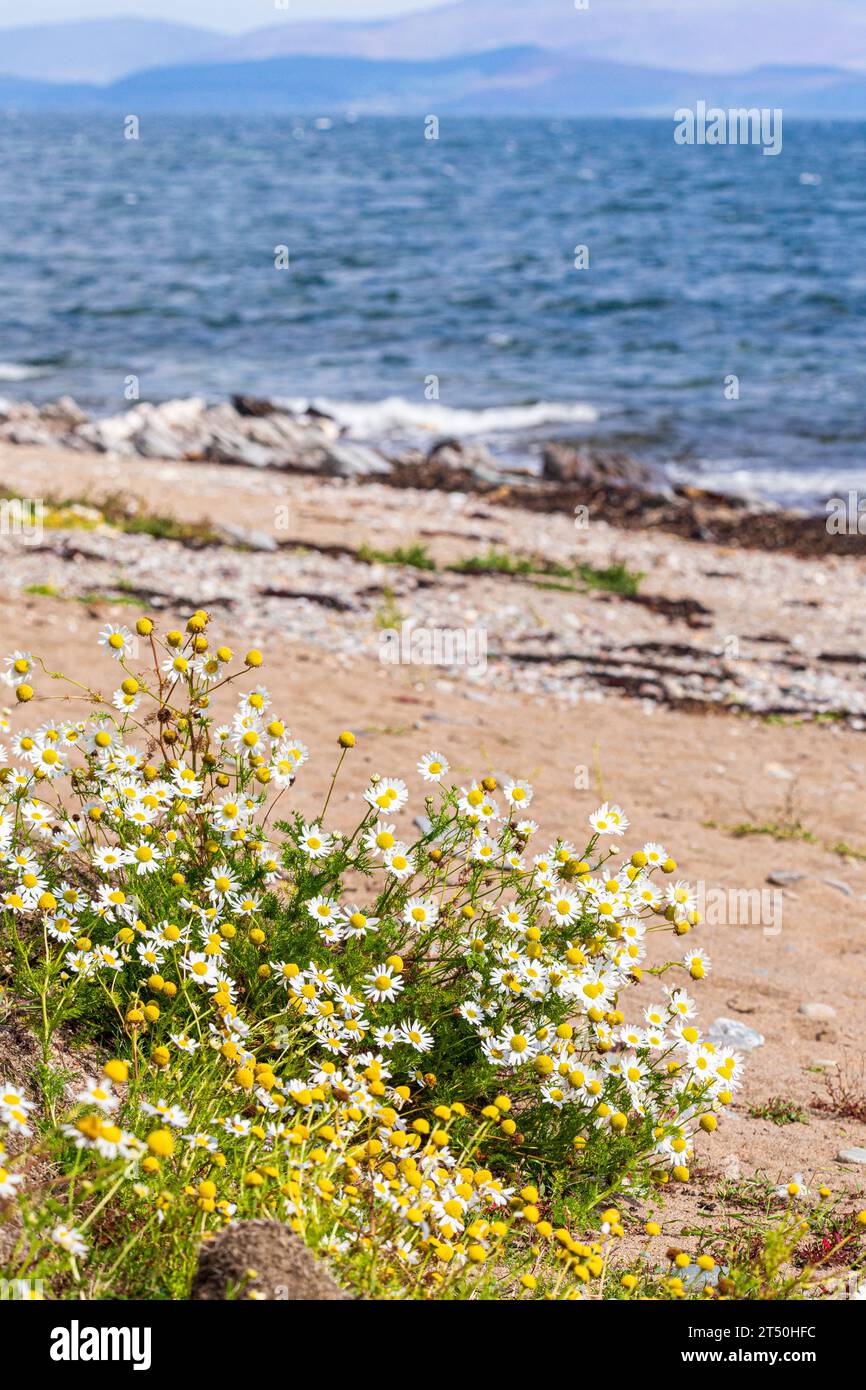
[708,1017,765,1050]
[822,878,854,897]
[836,1148,866,1165]
[764,762,794,780]
[767,870,806,887]
[798,1002,837,1022]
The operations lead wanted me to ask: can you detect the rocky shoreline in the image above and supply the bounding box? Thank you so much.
[1,393,860,559]
[2,424,865,728]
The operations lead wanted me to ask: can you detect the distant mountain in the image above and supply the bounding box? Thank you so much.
[3,1,866,88]
[215,0,866,76]
[105,48,550,113]
[3,48,866,117]
[0,17,225,84]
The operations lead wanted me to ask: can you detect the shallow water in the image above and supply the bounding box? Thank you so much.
[0,112,864,508]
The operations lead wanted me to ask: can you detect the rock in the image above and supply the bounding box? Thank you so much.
[681,1261,724,1291]
[151,397,207,430]
[707,1017,765,1050]
[541,441,653,488]
[836,1148,866,1166]
[232,394,280,418]
[39,395,89,426]
[0,423,53,446]
[798,1002,836,1022]
[822,878,854,897]
[764,761,793,780]
[76,415,138,454]
[244,415,311,451]
[133,422,190,461]
[221,523,278,552]
[317,441,391,478]
[190,1219,353,1300]
[428,437,497,472]
[206,428,278,469]
[0,399,38,422]
[201,402,243,431]
[767,870,806,887]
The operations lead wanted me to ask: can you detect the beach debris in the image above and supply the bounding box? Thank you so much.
[707,1018,765,1050]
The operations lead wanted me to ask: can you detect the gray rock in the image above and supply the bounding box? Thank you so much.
[798,1002,836,1022]
[1,423,53,446]
[201,402,243,431]
[822,878,854,897]
[245,415,311,451]
[427,438,498,474]
[707,1017,765,1050]
[39,395,89,426]
[221,523,278,552]
[0,399,38,422]
[836,1148,866,1166]
[150,397,207,430]
[767,870,806,887]
[541,441,653,488]
[318,441,391,478]
[681,1261,725,1291]
[206,428,278,469]
[76,412,141,454]
[133,422,190,460]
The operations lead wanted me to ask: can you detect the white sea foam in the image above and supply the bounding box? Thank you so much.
[280,395,599,439]
[0,362,48,381]
[669,459,865,510]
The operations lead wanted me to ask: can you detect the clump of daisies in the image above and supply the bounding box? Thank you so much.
[0,612,746,1300]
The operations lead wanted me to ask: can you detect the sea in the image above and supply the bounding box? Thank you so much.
[0,112,864,511]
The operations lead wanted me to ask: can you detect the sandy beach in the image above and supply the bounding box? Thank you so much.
[2,415,865,1263]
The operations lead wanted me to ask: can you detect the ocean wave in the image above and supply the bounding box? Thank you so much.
[670,460,865,510]
[0,362,50,381]
[280,395,599,438]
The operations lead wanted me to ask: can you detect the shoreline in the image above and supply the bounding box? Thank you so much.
[2,434,865,728]
[1,392,861,558]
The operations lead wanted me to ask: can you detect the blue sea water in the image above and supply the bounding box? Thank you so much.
[0,112,864,508]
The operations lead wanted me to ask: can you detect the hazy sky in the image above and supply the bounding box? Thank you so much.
[0,0,445,31]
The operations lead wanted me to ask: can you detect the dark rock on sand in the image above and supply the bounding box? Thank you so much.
[427,437,500,478]
[191,1219,353,1301]
[232,394,279,418]
[541,442,654,489]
